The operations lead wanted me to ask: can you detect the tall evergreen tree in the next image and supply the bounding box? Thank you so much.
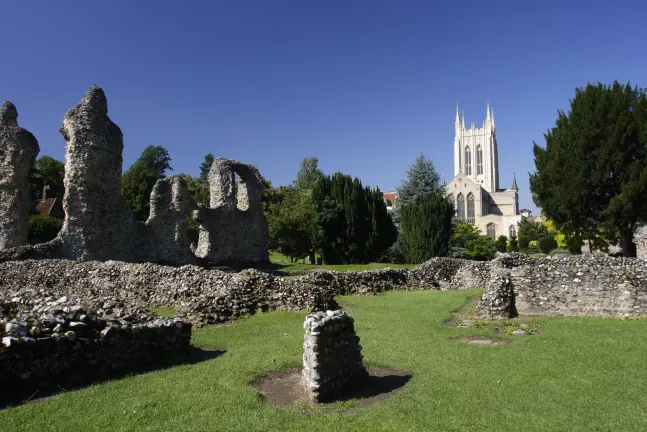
[400,193,454,263]
[530,81,647,256]
[199,153,215,181]
[312,172,396,264]
[122,145,172,220]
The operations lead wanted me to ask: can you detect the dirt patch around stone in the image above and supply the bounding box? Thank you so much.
[453,336,509,346]
[252,366,412,412]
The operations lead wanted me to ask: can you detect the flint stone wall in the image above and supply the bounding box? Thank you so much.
[1,289,191,406]
[0,259,338,327]
[0,101,40,250]
[302,310,367,403]
[194,158,270,265]
[633,221,647,261]
[478,253,647,318]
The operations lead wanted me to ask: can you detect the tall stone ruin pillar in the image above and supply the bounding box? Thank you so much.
[0,101,40,249]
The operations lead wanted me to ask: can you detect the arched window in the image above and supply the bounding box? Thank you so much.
[465,146,472,175]
[456,194,465,220]
[466,193,475,223]
[476,145,483,175]
[487,223,496,239]
[509,225,517,239]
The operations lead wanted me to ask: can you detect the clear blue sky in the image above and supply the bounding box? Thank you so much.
[2,0,646,213]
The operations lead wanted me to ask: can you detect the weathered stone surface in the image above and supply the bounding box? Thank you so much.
[477,267,517,318]
[144,174,198,264]
[302,310,367,403]
[633,221,647,261]
[0,287,191,406]
[194,158,269,265]
[0,86,197,265]
[0,101,40,249]
[478,253,647,318]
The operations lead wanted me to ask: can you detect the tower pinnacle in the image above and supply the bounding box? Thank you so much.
[511,171,518,190]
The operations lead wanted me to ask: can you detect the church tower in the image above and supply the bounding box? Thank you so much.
[454,103,499,193]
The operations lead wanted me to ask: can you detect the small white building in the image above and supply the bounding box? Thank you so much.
[445,103,523,239]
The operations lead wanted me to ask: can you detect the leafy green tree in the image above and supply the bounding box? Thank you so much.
[463,235,496,261]
[27,214,63,244]
[265,187,316,262]
[122,145,172,220]
[530,81,647,256]
[507,237,519,252]
[517,219,549,241]
[181,173,210,206]
[450,221,481,250]
[29,156,65,201]
[400,194,454,263]
[294,157,325,191]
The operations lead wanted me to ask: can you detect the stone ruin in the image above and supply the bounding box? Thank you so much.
[0,85,269,266]
[194,158,269,265]
[0,101,40,250]
[302,310,368,403]
[633,221,647,261]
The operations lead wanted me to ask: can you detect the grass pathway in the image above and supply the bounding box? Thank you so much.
[2,289,647,431]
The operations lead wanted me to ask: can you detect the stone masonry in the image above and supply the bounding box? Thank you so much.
[0,86,197,265]
[194,157,270,265]
[633,221,647,261]
[0,101,40,250]
[302,310,368,403]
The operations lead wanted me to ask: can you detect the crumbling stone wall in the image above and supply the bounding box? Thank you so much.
[194,158,269,265]
[0,101,40,250]
[1,289,191,406]
[0,86,197,265]
[633,221,647,261]
[302,310,367,403]
[478,253,647,318]
[476,267,517,318]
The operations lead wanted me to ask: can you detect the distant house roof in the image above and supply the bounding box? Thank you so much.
[382,192,399,202]
[35,198,58,215]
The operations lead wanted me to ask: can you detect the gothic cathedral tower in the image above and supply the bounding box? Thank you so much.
[453,103,499,193]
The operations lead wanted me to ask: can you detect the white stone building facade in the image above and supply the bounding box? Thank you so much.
[445,104,523,239]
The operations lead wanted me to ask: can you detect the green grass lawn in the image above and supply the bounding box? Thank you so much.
[269,250,415,272]
[3,290,647,431]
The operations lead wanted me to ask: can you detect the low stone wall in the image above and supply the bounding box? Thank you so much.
[302,310,367,402]
[1,289,191,406]
[0,257,493,328]
[478,253,647,318]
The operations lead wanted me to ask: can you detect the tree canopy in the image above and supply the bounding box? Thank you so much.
[294,157,325,191]
[199,153,215,182]
[29,155,65,202]
[530,81,647,256]
[400,193,454,263]
[122,145,173,220]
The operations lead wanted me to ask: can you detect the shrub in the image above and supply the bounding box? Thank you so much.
[401,194,454,263]
[27,214,63,244]
[518,234,530,249]
[495,235,508,253]
[462,235,496,261]
[507,238,519,252]
[538,235,558,253]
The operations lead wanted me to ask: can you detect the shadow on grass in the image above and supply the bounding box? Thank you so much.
[1,346,226,410]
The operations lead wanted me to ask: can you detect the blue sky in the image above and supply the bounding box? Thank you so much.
[2,0,646,213]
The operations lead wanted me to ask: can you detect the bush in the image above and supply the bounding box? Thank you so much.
[462,235,496,261]
[495,235,508,253]
[27,214,63,244]
[518,234,530,249]
[401,194,454,263]
[538,235,558,253]
[507,238,519,252]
